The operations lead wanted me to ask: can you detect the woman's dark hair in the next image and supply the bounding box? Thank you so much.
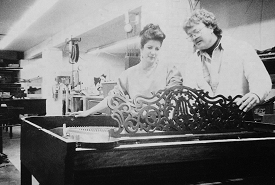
[139,23,166,49]
[183,9,222,37]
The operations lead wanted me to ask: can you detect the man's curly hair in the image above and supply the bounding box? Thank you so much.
[183,9,222,36]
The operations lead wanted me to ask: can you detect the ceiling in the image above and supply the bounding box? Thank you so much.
[0,0,139,56]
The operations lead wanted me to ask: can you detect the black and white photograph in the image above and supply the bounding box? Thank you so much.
[1,0,275,184]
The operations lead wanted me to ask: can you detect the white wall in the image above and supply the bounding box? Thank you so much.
[24,0,143,59]
[21,51,126,92]
[72,52,126,88]
[20,59,44,80]
[20,50,126,115]
[22,0,193,93]
[140,0,195,81]
[20,0,196,115]
[201,0,275,50]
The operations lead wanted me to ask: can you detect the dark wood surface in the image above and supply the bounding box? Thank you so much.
[21,116,275,185]
[1,98,46,115]
[1,98,46,139]
[21,119,75,185]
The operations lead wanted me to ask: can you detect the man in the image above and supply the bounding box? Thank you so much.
[182,8,271,112]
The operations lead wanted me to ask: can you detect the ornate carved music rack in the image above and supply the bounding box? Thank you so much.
[107,85,249,137]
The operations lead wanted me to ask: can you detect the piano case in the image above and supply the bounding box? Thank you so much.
[21,86,275,185]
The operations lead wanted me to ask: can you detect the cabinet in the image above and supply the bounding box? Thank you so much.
[0,50,24,98]
[259,52,275,74]
[87,98,111,115]
[258,48,275,87]
[76,82,117,115]
[253,49,275,121]
[101,81,117,97]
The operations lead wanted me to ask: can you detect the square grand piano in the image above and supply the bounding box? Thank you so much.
[21,86,275,185]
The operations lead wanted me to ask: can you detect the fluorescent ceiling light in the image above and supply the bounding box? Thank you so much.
[87,36,140,55]
[0,0,60,50]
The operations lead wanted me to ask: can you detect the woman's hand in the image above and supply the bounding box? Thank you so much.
[70,111,91,118]
[236,93,260,112]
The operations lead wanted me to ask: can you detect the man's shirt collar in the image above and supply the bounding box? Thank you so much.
[195,36,226,57]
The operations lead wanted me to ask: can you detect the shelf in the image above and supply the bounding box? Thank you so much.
[1,50,23,99]
[0,83,21,88]
[0,67,22,70]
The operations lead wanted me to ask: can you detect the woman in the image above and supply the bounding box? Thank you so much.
[72,23,182,117]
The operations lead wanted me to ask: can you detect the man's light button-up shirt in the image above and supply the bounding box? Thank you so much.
[200,44,223,95]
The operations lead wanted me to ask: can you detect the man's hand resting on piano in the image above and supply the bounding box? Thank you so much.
[236,92,260,112]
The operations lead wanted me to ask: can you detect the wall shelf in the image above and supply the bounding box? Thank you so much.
[0,67,22,70]
[0,50,24,98]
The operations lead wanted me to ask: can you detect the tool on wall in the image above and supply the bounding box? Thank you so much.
[64,37,81,64]
[63,37,81,92]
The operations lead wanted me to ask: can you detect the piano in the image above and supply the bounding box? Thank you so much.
[20,86,275,184]
[0,98,46,139]
[0,98,46,116]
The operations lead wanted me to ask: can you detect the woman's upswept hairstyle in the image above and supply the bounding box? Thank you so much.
[183,9,222,36]
[139,23,166,49]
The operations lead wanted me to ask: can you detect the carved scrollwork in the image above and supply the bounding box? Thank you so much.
[107,85,247,137]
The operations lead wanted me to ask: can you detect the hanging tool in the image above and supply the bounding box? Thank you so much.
[65,37,81,64]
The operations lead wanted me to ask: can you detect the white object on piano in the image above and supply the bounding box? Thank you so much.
[65,126,115,142]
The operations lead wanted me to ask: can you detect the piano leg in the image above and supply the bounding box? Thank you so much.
[21,161,32,185]
[0,123,2,154]
[3,120,13,139]
[0,108,9,153]
[9,126,13,138]
[7,109,21,139]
